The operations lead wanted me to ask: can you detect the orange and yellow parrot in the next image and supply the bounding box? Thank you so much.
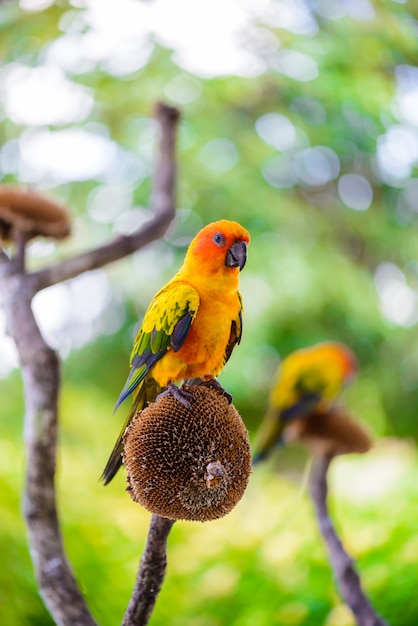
[253,342,358,462]
[102,219,250,484]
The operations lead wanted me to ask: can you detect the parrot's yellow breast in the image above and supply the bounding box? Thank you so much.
[151,291,240,386]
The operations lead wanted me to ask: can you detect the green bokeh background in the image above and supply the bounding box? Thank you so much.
[1,1,418,624]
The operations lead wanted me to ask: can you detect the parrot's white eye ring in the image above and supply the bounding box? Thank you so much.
[212,232,226,247]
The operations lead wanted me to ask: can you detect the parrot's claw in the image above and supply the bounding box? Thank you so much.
[157,382,194,409]
[198,378,233,404]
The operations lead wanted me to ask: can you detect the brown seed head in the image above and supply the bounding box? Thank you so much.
[285,404,372,457]
[0,185,71,242]
[123,384,252,522]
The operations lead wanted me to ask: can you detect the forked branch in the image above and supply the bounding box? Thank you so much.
[0,102,180,626]
[30,102,179,292]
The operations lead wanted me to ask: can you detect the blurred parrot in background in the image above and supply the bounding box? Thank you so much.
[101,219,250,484]
[253,342,358,463]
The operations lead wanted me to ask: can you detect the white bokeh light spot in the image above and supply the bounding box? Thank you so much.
[255,113,297,151]
[272,49,318,82]
[32,271,123,355]
[18,128,119,183]
[377,125,418,184]
[338,174,373,211]
[0,64,94,126]
[294,146,340,186]
[374,263,418,327]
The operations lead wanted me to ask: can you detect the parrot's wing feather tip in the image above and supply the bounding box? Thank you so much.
[101,447,124,485]
[252,452,266,465]
[100,463,113,485]
[100,463,118,486]
[114,389,129,413]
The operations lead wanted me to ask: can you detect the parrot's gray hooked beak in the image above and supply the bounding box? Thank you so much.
[225,241,247,270]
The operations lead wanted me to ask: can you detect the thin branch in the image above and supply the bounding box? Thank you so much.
[0,248,9,267]
[14,228,28,273]
[310,455,388,626]
[0,101,180,626]
[30,102,180,293]
[122,515,175,626]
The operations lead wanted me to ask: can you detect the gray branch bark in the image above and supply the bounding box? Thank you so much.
[122,515,175,626]
[310,455,389,626]
[0,102,180,626]
[4,274,98,626]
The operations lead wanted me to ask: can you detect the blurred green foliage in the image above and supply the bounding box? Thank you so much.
[1,0,418,624]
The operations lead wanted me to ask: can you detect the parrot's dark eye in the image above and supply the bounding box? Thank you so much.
[212,232,226,247]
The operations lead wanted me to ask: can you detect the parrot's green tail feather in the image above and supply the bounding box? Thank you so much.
[101,378,162,485]
[252,406,284,464]
[101,400,138,485]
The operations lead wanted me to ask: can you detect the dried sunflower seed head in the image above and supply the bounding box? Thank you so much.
[123,383,252,522]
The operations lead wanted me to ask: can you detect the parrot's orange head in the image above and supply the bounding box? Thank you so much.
[186,219,250,275]
[319,342,359,385]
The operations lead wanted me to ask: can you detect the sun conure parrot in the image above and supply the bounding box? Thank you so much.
[253,341,358,463]
[102,219,250,484]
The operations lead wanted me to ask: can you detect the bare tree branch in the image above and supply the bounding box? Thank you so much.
[30,102,180,293]
[5,274,98,626]
[310,455,388,626]
[0,102,180,626]
[14,229,28,273]
[122,515,175,626]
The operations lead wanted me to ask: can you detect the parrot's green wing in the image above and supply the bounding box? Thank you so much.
[101,281,199,485]
[253,367,328,463]
[115,281,200,410]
